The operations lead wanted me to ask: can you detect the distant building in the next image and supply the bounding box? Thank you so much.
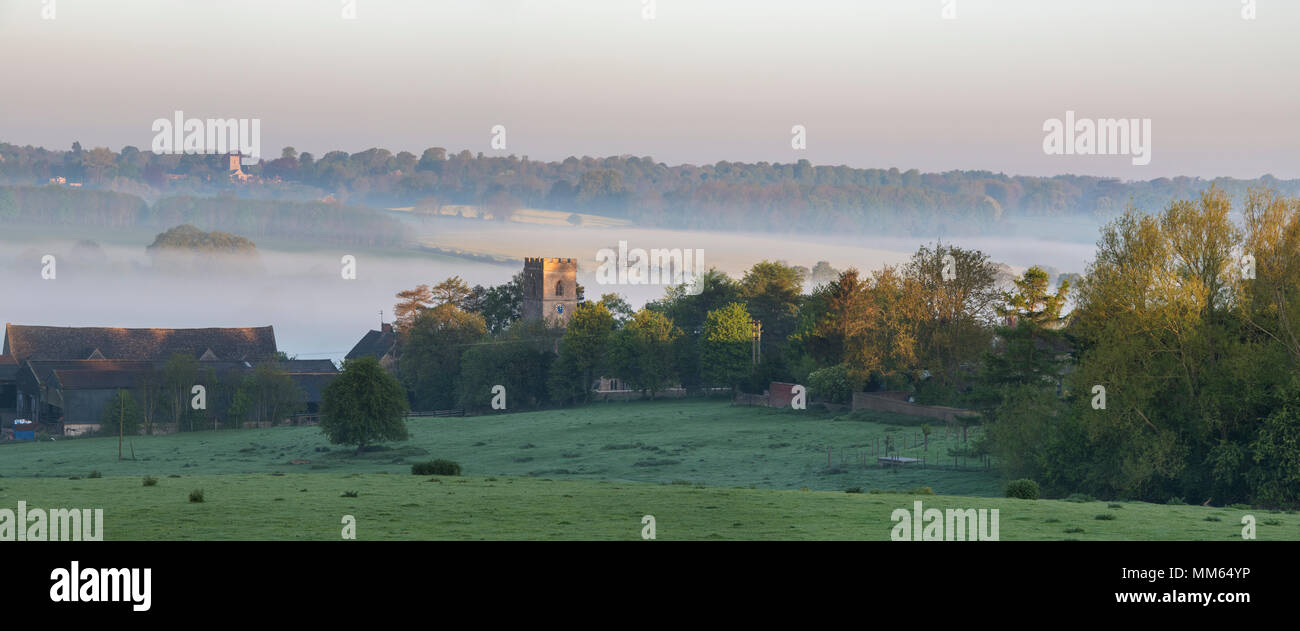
[0,323,334,436]
[345,322,398,370]
[227,152,250,182]
[3,324,278,363]
[522,257,578,325]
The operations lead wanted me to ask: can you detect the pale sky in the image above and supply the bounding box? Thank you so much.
[1,0,1296,179]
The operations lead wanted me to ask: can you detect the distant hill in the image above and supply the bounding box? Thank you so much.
[6,140,1300,237]
[146,224,257,254]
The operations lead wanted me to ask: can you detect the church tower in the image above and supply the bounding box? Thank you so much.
[522,257,578,325]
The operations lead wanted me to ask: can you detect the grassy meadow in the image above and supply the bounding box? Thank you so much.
[0,400,999,495]
[1,399,1293,540]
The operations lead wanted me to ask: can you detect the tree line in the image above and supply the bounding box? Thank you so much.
[7,141,1300,236]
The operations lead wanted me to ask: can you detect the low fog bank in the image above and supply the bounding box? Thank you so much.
[0,240,515,363]
[2,216,1094,361]
[407,213,1098,291]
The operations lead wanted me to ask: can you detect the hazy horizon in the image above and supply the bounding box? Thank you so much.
[2,0,1297,179]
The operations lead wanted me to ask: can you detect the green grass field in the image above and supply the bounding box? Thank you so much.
[1,474,1294,540]
[0,400,999,495]
[2,400,1294,540]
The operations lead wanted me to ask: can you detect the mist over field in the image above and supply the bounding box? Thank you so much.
[0,211,1097,362]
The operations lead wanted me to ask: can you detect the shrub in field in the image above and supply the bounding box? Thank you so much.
[142,476,158,487]
[411,460,461,476]
[1004,479,1040,500]
[189,489,204,503]
[909,486,935,495]
[807,364,857,404]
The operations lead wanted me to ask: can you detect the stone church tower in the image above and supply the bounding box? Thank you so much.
[522,257,578,325]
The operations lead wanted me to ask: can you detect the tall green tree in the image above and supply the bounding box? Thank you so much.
[99,389,141,437]
[608,309,682,397]
[320,356,410,455]
[738,260,805,353]
[457,319,558,410]
[161,353,199,431]
[700,302,754,390]
[548,302,616,404]
[399,303,487,410]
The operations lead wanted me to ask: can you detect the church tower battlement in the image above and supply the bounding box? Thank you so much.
[522,257,578,324]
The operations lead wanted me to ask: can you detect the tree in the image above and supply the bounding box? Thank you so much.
[738,260,805,353]
[997,266,1070,327]
[700,302,753,390]
[394,284,433,330]
[457,319,558,410]
[548,302,615,404]
[321,356,410,455]
[608,309,682,397]
[478,274,525,335]
[100,389,141,437]
[232,362,305,427]
[399,303,487,410]
[134,369,163,435]
[417,147,447,172]
[599,293,634,326]
[161,353,199,431]
[809,261,840,287]
[431,276,472,306]
[906,243,1000,388]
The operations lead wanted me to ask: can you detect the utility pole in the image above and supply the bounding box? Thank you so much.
[118,391,124,461]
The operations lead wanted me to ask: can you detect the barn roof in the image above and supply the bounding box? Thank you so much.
[279,359,339,373]
[0,355,17,381]
[345,328,397,361]
[286,372,339,402]
[3,324,278,363]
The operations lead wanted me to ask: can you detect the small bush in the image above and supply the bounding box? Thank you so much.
[189,489,204,503]
[142,476,158,487]
[909,486,935,495]
[1095,513,1116,520]
[88,471,102,479]
[341,490,358,498]
[1166,496,1186,505]
[168,474,182,478]
[1004,479,1040,500]
[1107,503,1123,509]
[1262,518,1282,526]
[411,460,461,476]
[845,487,863,494]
